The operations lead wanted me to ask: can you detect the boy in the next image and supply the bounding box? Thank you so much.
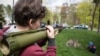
[88,42,96,53]
[4,0,56,56]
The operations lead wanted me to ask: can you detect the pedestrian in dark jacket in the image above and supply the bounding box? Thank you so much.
[4,0,56,56]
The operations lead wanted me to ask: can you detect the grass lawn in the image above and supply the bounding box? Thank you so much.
[56,29,100,56]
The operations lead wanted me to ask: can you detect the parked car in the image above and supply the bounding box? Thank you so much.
[61,23,70,29]
[40,22,46,28]
[52,23,70,29]
[73,24,89,30]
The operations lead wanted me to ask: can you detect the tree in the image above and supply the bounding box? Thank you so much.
[90,0,100,32]
[53,12,59,24]
[42,9,53,25]
[90,0,99,31]
[95,0,100,33]
[76,1,94,26]
[4,5,12,22]
[60,3,68,23]
[0,4,5,17]
[0,4,5,27]
[68,4,79,25]
[98,5,100,33]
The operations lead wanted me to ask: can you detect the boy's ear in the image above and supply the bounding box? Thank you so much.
[29,19,34,27]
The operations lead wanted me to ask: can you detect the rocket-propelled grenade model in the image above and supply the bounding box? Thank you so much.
[0,28,62,56]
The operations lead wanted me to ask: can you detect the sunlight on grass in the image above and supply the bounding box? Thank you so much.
[56,29,100,56]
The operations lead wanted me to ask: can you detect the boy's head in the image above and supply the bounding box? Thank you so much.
[14,0,46,29]
[89,42,94,46]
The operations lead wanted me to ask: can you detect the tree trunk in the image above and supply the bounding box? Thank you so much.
[97,5,100,33]
[90,3,98,31]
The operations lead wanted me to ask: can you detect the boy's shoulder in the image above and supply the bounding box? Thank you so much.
[4,25,18,35]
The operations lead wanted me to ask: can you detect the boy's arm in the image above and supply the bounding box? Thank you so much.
[37,38,48,47]
[33,38,56,56]
[20,38,56,56]
[46,38,56,56]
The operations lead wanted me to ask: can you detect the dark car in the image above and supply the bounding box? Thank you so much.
[73,24,89,30]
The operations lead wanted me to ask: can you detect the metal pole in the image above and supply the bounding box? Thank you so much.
[12,0,14,24]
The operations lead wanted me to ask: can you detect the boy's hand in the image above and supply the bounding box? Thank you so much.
[46,25,55,39]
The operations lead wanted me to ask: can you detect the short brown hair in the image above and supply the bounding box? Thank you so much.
[14,0,46,26]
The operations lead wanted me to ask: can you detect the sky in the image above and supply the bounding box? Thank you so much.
[0,0,83,7]
[0,0,83,12]
[0,0,83,24]
[43,0,82,6]
[0,0,18,7]
[43,0,83,11]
